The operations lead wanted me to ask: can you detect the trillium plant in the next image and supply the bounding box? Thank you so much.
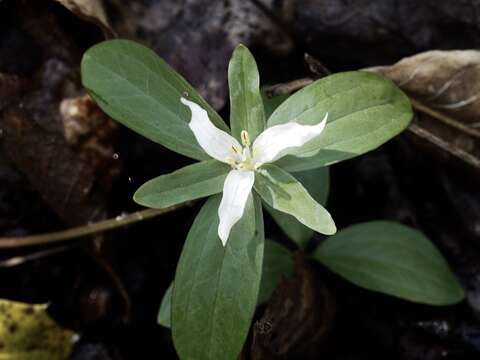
[81,40,465,360]
[180,97,332,245]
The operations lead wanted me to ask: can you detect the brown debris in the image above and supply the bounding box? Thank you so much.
[54,0,115,38]
[368,50,480,172]
[250,254,335,359]
[369,50,480,125]
[0,1,119,226]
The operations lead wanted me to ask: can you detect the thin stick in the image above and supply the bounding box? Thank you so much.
[0,202,191,249]
[410,98,480,140]
[407,124,480,168]
[264,78,313,97]
[0,246,72,267]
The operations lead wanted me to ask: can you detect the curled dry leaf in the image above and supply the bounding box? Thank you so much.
[53,0,114,37]
[368,50,480,171]
[370,50,480,124]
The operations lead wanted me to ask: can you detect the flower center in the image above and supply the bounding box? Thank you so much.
[229,130,258,171]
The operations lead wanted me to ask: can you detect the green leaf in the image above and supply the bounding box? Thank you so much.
[265,167,330,248]
[255,164,336,236]
[312,221,465,305]
[258,239,294,304]
[81,39,229,160]
[158,239,292,328]
[157,283,173,328]
[228,45,265,141]
[134,160,229,208]
[267,71,413,172]
[172,194,264,360]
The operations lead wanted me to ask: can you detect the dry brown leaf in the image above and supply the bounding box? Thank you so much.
[367,50,480,171]
[369,50,480,125]
[1,96,119,226]
[54,0,114,37]
[0,2,120,226]
[249,255,335,359]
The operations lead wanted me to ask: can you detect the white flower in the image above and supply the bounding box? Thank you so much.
[181,97,328,246]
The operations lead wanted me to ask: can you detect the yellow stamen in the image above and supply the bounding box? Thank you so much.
[241,130,250,147]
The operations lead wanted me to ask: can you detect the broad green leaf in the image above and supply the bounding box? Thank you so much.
[254,164,336,236]
[134,160,229,208]
[265,167,330,248]
[159,239,292,328]
[81,39,229,160]
[268,71,412,172]
[258,239,294,304]
[0,299,75,359]
[313,221,465,305]
[157,283,173,328]
[228,45,265,141]
[172,194,264,360]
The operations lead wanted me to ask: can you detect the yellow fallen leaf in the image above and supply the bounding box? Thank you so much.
[0,299,76,360]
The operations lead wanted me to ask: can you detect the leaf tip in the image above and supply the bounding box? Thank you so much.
[320,212,337,235]
[325,220,337,236]
[132,188,148,207]
[235,43,248,51]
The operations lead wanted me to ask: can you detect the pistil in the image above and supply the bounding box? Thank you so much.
[229,130,256,171]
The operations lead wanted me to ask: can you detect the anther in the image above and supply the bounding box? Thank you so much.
[241,130,250,147]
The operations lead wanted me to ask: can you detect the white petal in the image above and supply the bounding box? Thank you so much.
[252,113,328,165]
[218,170,255,246]
[181,97,242,163]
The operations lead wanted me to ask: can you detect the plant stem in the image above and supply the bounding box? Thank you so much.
[0,202,192,249]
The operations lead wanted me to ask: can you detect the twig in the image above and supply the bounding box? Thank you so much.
[304,54,331,77]
[264,55,329,97]
[0,202,192,249]
[407,124,480,169]
[0,246,72,267]
[264,78,313,98]
[410,98,480,140]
